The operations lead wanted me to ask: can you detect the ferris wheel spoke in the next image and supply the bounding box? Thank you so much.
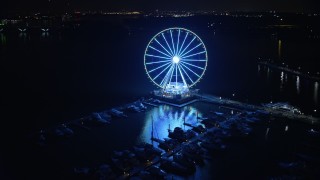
[159,65,171,87]
[153,63,172,81]
[154,38,173,56]
[163,67,174,87]
[160,64,174,87]
[146,60,171,65]
[146,54,171,60]
[177,64,188,87]
[181,61,205,70]
[162,33,174,55]
[176,29,180,56]
[149,46,172,58]
[168,63,175,85]
[181,51,206,59]
[175,64,178,86]
[179,36,196,57]
[180,63,201,78]
[180,43,202,58]
[178,64,194,84]
[149,62,171,73]
[177,32,189,55]
[180,59,207,62]
[170,30,176,55]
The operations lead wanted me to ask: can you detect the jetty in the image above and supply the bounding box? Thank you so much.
[198,94,320,125]
[258,61,320,81]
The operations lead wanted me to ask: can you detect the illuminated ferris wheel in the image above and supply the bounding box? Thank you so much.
[144,27,208,94]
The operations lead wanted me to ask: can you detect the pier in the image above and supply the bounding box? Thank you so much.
[159,99,199,108]
[219,105,243,112]
[198,94,320,125]
[259,61,320,81]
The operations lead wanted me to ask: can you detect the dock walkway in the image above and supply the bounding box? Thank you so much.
[198,94,320,125]
[259,61,320,81]
[159,99,199,108]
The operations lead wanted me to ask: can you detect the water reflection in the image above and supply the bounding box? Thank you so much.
[296,76,300,94]
[285,73,288,82]
[139,105,202,144]
[265,127,270,140]
[19,32,27,38]
[0,33,6,45]
[280,71,284,91]
[19,32,28,42]
[278,39,282,59]
[267,67,270,79]
[41,32,49,38]
[314,82,319,104]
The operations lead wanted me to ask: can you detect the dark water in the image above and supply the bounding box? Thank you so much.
[1,16,320,179]
[1,18,319,131]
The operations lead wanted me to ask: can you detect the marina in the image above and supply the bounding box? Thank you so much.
[28,94,320,179]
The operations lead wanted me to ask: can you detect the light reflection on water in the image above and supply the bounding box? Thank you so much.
[296,76,300,94]
[278,39,282,59]
[41,32,49,38]
[138,105,203,144]
[19,32,27,38]
[280,71,284,91]
[0,33,6,45]
[314,82,319,104]
[284,72,288,83]
[256,65,319,114]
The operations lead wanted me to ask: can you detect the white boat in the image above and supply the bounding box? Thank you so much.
[100,112,112,121]
[53,124,74,137]
[139,103,147,110]
[18,28,27,32]
[307,128,320,137]
[41,28,49,32]
[110,108,127,118]
[126,105,141,112]
[91,112,110,124]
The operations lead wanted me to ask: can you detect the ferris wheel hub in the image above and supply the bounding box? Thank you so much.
[172,56,180,64]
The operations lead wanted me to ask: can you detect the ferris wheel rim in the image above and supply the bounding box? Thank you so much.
[144,27,208,89]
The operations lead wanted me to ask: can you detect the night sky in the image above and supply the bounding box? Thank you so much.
[1,0,319,14]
